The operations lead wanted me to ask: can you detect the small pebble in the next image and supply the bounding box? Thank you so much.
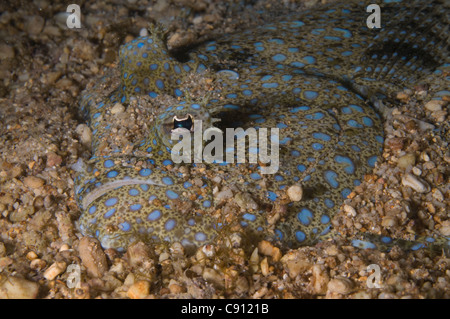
[23,176,44,189]
[30,259,46,271]
[424,100,445,112]
[25,15,45,35]
[0,275,40,299]
[287,184,303,202]
[311,265,329,294]
[44,261,67,280]
[0,43,14,59]
[258,240,281,262]
[234,192,258,211]
[397,153,415,169]
[127,280,150,299]
[202,268,224,288]
[401,173,430,193]
[111,103,125,115]
[327,277,354,295]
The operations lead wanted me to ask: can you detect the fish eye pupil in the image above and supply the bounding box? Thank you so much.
[173,115,193,130]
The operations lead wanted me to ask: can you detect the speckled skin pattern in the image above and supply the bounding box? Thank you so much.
[75,0,449,252]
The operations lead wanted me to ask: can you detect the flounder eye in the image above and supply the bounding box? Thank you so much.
[173,115,193,131]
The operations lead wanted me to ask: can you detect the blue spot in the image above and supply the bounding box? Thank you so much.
[282,75,292,81]
[351,145,361,152]
[203,200,211,208]
[291,61,305,68]
[324,36,341,41]
[304,90,318,99]
[341,188,351,198]
[262,83,279,89]
[105,197,118,207]
[312,132,331,141]
[150,64,158,70]
[243,89,253,96]
[297,164,306,172]
[297,208,313,226]
[183,181,192,188]
[352,239,377,249]
[267,191,277,201]
[291,105,309,113]
[275,229,284,241]
[295,231,306,242]
[129,188,140,196]
[88,206,96,214]
[312,142,324,150]
[347,119,363,128]
[106,170,118,178]
[375,135,384,144]
[341,51,353,56]
[272,54,286,62]
[304,56,316,64]
[381,236,392,244]
[333,27,352,38]
[119,221,131,231]
[367,156,377,167]
[324,199,334,208]
[324,170,339,188]
[195,232,207,242]
[243,213,256,222]
[155,79,164,90]
[362,116,374,127]
[130,204,142,211]
[250,173,261,180]
[321,214,330,223]
[162,177,174,185]
[147,210,161,221]
[166,190,179,199]
[104,208,116,218]
[165,219,176,231]
[140,184,149,191]
[139,168,152,177]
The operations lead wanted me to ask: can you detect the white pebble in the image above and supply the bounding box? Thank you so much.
[424,100,445,112]
[111,102,125,115]
[287,184,303,202]
[343,204,357,217]
[44,261,67,280]
[401,173,430,193]
[0,276,40,299]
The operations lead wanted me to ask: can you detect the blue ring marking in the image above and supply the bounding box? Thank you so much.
[104,208,116,218]
[304,56,316,64]
[147,210,161,221]
[295,230,306,242]
[297,208,313,226]
[88,205,96,214]
[106,170,119,178]
[381,236,392,244]
[140,184,149,191]
[297,164,306,172]
[155,79,164,90]
[375,135,384,144]
[119,221,131,231]
[130,204,142,211]
[105,197,118,207]
[183,181,192,189]
[335,155,355,174]
[291,106,309,113]
[165,219,176,231]
[166,190,179,199]
[324,170,339,188]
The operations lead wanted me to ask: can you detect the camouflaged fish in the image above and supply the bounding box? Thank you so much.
[73,0,449,252]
